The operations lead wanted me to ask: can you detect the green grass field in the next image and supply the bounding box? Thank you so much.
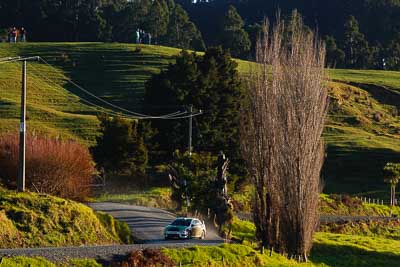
[163,232,400,267]
[0,42,399,196]
[0,187,131,248]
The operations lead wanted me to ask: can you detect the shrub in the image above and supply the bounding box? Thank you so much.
[341,194,362,208]
[168,151,217,213]
[0,133,95,200]
[119,249,174,267]
[91,115,148,178]
[95,211,132,244]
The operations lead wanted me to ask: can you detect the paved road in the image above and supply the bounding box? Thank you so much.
[0,203,223,263]
[5,203,395,263]
[88,202,223,243]
[89,202,176,242]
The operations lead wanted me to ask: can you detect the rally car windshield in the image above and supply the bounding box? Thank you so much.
[171,219,192,226]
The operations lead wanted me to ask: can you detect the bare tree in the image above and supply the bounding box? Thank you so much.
[240,14,328,261]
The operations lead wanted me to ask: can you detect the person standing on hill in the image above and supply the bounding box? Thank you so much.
[7,28,12,42]
[140,30,145,44]
[147,32,151,45]
[135,29,140,44]
[20,27,27,42]
[11,27,17,43]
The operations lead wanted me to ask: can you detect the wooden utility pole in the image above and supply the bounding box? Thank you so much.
[17,60,26,192]
[188,105,193,156]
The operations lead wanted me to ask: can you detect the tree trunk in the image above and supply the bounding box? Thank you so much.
[391,185,395,207]
[394,186,396,206]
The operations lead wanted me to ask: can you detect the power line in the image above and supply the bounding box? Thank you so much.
[31,57,203,119]
[27,64,148,118]
[1,55,203,120]
[27,64,200,120]
[38,57,194,119]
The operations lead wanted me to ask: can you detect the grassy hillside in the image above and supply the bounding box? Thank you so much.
[0,42,399,196]
[0,187,127,248]
[322,81,400,195]
[163,232,400,267]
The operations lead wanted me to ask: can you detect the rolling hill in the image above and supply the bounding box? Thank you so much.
[0,42,399,197]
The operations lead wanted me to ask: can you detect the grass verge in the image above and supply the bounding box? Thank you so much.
[0,257,101,267]
[0,187,119,248]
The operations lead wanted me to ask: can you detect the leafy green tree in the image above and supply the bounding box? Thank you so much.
[325,35,345,67]
[168,150,233,230]
[145,0,169,42]
[246,22,264,58]
[343,15,372,68]
[168,151,217,212]
[162,4,205,50]
[145,47,245,181]
[283,9,312,45]
[44,0,109,41]
[91,115,148,177]
[383,162,400,207]
[102,0,152,43]
[385,35,400,70]
[219,5,251,58]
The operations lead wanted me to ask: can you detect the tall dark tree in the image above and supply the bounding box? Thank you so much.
[92,115,148,177]
[145,0,170,42]
[219,6,251,58]
[343,15,372,68]
[325,35,345,67]
[145,47,245,179]
[385,35,400,70]
[246,22,264,59]
[162,3,205,50]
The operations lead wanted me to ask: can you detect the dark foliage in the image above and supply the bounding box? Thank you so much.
[177,0,400,70]
[219,5,251,59]
[168,151,217,213]
[91,115,148,177]
[168,151,233,230]
[118,249,174,267]
[331,194,363,209]
[145,47,245,181]
[0,0,204,50]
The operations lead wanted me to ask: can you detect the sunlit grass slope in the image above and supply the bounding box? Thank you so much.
[0,188,119,248]
[0,43,180,145]
[0,42,399,195]
[163,233,400,267]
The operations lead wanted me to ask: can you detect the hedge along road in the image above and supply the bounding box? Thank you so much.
[0,202,224,263]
